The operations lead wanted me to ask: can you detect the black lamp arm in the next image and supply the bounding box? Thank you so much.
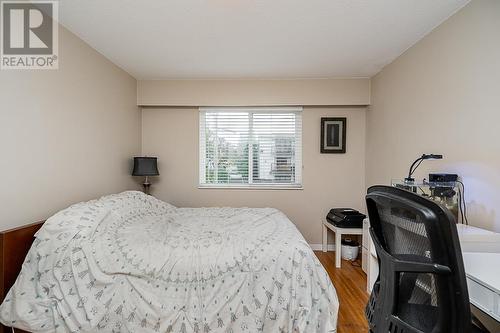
[407,155,426,181]
[405,154,443,182]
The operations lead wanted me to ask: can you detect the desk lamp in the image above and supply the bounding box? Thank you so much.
[132,157,159,194]
[405,154,443,183]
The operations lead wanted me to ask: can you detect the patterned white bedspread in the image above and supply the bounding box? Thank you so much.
[0,191,338,332]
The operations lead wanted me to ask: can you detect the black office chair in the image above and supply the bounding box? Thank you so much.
[365,185,485,333]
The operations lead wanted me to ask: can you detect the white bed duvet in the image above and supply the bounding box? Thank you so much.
[0,191,338,332]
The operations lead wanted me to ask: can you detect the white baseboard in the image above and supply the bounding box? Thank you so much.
[309,243,336,251]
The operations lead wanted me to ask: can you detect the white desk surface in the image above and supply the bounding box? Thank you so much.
[456,224,500,253]
[457,223,500,238]
[463,252,500,294]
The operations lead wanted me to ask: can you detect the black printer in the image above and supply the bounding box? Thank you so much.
[326,208,366,228]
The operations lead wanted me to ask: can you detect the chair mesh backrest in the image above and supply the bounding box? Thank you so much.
[365,186,471,333]
[379,208,430,256]
[379,205,438,331]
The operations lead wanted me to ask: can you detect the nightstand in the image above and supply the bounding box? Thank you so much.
[322,219,363,268]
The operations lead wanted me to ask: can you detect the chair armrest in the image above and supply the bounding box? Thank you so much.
[394,260,452,275]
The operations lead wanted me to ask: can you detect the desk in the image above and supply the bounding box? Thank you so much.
[322,220,362,268]
[457,224,500,330]
[463,252,500,326]
[457,224,500,253]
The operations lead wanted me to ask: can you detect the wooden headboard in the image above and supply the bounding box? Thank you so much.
[0,221,45,333]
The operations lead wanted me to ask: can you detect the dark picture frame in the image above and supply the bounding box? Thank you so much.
[320,117,346,153]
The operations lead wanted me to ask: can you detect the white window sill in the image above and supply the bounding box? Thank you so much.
[198,185,303,190]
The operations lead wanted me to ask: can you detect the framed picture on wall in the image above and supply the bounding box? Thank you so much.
[320,117,346,153]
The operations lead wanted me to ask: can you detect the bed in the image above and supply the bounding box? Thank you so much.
[0,191,338,332]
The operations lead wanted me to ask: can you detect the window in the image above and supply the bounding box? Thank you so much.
[199,107,302,188]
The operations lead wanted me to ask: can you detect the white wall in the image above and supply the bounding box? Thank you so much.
[142,107,366,244]
[137,78,370,106]
[0,26,141,230]
[5,0,497,243]
[366,0,500,231]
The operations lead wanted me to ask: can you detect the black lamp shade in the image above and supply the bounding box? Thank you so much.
[132,157,159,176]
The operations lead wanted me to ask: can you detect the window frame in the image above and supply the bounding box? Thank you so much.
[198,106,303,190]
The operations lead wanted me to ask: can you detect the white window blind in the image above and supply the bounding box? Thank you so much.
[199,107,302,188]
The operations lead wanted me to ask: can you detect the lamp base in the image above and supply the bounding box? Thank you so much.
[142,182,151,195]
[142,176,151,195]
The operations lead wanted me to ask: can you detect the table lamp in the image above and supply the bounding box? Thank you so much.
[132,156,159,194]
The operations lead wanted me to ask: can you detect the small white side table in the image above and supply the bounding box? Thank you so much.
[322,219,363,268]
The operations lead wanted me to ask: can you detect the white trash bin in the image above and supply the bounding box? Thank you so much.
[341,238,360,261]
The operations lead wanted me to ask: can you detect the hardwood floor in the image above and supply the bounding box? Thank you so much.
[315,251,369,333]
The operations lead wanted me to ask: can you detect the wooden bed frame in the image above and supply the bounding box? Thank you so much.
[0,222,45,333]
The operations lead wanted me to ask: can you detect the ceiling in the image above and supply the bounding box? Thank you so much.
[58,0,469,79]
